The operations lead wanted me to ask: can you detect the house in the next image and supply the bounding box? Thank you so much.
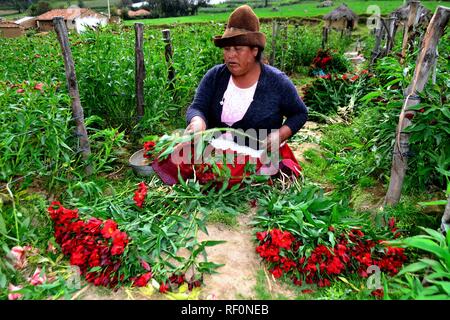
[131,2,149,9]
[15,16,37,30]
[128,9,151,18]
[35,8,108,33]
[0,21,25,38]
[323,3,358,31]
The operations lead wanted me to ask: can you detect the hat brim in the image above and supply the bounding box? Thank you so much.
[213,32,266,48]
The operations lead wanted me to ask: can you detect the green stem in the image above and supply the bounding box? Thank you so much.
[6,181,20,244]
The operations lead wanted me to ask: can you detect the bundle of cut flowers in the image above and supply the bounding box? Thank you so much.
[256,225,406,287]
[310,48,349,75]
[140,129,291,189]
[254,185,407,297]
[48,201,165,289]
[47,181,219,294]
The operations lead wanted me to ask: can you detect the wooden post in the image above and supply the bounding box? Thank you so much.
[370,26,383,67]
[270,20,278,66]
[321,26,328,49]
[384,6,450,206]
[134,23,145,119]
[162,29,175,90]
[53,17,92,176]
[281,22,288,70]
[385,17,397,55]
[400,0,419,64]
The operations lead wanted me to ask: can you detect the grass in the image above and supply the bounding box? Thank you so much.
[125,0,444,26]
[205,209,238,227]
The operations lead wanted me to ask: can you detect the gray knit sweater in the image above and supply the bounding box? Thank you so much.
[186,63,308,139]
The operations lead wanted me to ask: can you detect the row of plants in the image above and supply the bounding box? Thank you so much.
[301,32,450,195]
[293,29,449,299]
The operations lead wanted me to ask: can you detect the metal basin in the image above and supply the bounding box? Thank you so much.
[129,149,154,177]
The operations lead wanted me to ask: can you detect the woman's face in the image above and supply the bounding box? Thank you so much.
[223,46,259,77]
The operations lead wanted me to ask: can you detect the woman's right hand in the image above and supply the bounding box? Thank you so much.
[185,116,206,134]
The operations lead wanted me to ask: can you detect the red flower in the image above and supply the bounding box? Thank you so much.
[159,281,170,293]
[84,218,102,234]
[101,220,118,239]
[270,229,294,250]
[143,141,156,160]
[350,75,359,81]
[88,250,101,268]
[301,289,314,294]
[133,182,148,208]
[133,272,152,287]
[70,246,86,266]
[140,259,151,271]
[388,217,396,229]
[256,231,267,242]
[16,88,25,93]
[169,274,185,285]
[143,141,155,151]
[34,83,44,91]
[318,279,331,287]
[111,230,128,255]
[371,288,384,299]
[271,266,283,279]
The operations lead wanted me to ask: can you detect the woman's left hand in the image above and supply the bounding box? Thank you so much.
[264,125,293,152]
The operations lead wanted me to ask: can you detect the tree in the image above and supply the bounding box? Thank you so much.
[12,0,34,13]
[28,0,50,16]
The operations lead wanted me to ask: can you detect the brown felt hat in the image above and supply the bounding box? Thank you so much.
[213,5,266,49]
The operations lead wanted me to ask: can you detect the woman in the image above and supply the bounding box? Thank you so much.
[185,5,308,153]
[152,5,307,186]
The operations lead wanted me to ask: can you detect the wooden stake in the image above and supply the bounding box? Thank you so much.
[385,17,397,55]
[281,22,288,69]
[135,23,145,119]
[370,26,383,67]
[385,6,450,206]
[400,0,419,64]
[270,20,278,66]
[322,26,328,49]
[53,17,92,176]
[162,29,175,90]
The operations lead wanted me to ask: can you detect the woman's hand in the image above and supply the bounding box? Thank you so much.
[185,116,206,134]
[264,126,293,152]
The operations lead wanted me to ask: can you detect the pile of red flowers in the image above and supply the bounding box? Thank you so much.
[312,49,333,70]
[48,201,131,288]
[255,224,407,292]
[143,141,156,161]
[133,182,148,208]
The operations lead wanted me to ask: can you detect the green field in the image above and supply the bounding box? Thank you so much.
[126,0,446,26]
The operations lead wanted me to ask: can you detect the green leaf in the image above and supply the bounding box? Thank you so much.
[197,262,225,274]
[418,200,448,206]
[398,262,429,276]
[441,108,450,120]
[0,211,6,235]
[402,238,450,263]
[430,281,450,295]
